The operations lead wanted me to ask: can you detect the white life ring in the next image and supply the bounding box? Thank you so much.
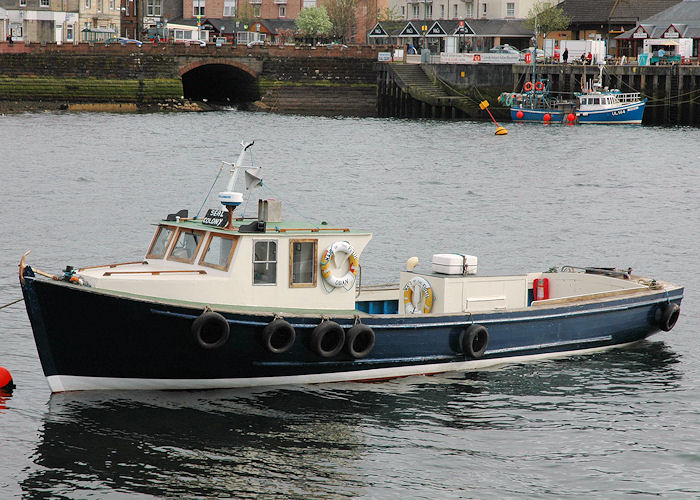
[403,277,434,314]
[320,241,359,290]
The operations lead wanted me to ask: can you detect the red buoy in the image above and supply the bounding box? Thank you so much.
[516,110,524,119]
[0,367,14,392]
[543,113,551,122]
[567,113,576,122]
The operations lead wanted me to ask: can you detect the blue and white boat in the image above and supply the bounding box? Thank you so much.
[504,65,646,125]
[19,142,683,392]
[502,80,576,123]
[575,73,647,124]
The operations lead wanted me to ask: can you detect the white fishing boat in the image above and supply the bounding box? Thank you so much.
[19,142,683,392]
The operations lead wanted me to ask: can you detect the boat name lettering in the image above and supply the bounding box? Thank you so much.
[611,109,627,116]
[202,208,230,228]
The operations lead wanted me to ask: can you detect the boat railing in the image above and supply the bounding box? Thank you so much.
[615,92,641,103]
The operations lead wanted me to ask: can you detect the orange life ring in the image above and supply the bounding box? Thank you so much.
[523,81,533,91]
[535,81,544,91]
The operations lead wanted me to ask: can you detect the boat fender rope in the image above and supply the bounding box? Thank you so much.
[345,323,375,359]
[261,318,296,354]
[0,298,24,310]
[310,321,345,358]
[191,310,230,349]
[655,302,680,332]
[460,324,489,359]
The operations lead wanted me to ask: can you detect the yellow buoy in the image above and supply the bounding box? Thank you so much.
[495,126,508,135]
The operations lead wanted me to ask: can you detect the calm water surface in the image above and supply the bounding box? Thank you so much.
[1,112,699,498]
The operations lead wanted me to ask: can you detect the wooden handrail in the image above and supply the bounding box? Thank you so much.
[80,261,147,271]
[270,227,350,233]
[103,269,207,276]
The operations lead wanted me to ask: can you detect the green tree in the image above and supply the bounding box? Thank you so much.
[325,0,358,42]
[296,6,333,39]
[378,6,400,22]
[524,1,571,39]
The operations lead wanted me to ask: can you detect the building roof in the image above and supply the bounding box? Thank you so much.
[616,0,700,39]
[643,0,700,23]
[558,0,682,24]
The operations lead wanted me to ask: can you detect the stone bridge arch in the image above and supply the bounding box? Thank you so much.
[179,58,261,104]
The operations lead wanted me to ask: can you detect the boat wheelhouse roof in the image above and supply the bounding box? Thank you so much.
[156,217,368,236]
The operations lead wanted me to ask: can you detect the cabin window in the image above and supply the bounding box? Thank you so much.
[592,97,600,105]
[146,226,175,259]
[199,234,238,271]
[168,228,205,263]
[289,239,317,287]
[253,240,277,285]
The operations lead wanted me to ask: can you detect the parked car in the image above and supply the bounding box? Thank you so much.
[246,40,265,48]
[521,47,545,61]
[104,37,143,47]
[490,44,521,55]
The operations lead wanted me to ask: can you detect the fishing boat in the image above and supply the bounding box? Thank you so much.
[501,80,576,123]
[19,142,683,393]
[502,63,646,125]
[574,66,647,124]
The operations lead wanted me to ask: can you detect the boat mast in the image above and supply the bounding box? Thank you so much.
[218,140,255,230]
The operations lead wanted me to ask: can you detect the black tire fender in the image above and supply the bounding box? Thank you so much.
[310,321,345,358]
[460,324,489,359]
[345,324,375,359]
[655,302,680,332]
[191,311,230,349]
[261,319,296,354]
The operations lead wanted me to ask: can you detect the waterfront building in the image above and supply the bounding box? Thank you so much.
[78,0,121,40]
[387,0,542,23]
[616,0,700,59]
[552,0,681,55]
[0,0,79,43]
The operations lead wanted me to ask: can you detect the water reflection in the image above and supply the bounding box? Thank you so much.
[21,341,681,498]
[0,389,12,412]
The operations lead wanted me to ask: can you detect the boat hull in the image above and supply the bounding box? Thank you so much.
[510,107,567,123]
[577,98,647,124]
[21,269,683,392]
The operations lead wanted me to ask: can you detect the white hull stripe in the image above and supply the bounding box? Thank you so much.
[46,340,639,392]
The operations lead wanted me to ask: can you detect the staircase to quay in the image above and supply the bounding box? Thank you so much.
[377,63,485,119]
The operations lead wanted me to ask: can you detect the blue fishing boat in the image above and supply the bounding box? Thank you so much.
[503,63,646,125]
[501,79,576,123]
[19,142,683,392]
[575,70,647,124]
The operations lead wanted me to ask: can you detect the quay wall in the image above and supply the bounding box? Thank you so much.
[0,44,378,114]
[1,43,700,124]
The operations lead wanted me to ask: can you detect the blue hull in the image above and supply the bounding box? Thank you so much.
[510,107,567,123]
[21,269,683,392]
[577,98,647,124]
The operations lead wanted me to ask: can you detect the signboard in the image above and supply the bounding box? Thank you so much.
[399,24,419,37]
[202,208,230,228]
[633,27,648,39]
[370,24,388,37]
[377,52,392,61]
[454,23,475,35]
[439,52,519,64]
[663,26,679,38]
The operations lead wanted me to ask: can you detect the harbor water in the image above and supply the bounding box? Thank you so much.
[1,112,699,498]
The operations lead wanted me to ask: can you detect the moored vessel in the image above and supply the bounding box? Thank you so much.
[19,142,683,392]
